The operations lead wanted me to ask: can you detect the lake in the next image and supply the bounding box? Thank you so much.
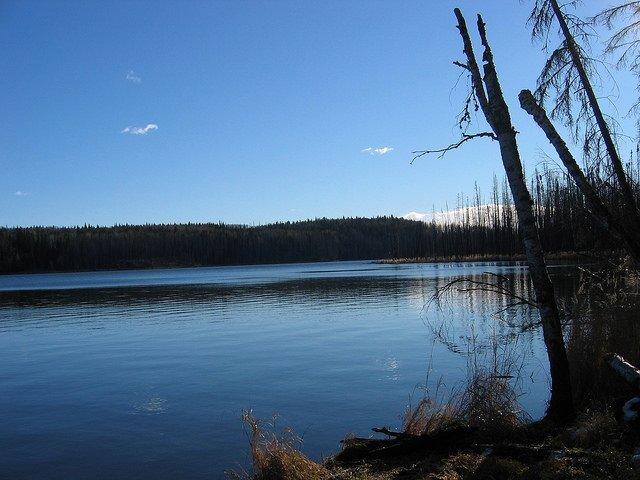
[0,260,574,479]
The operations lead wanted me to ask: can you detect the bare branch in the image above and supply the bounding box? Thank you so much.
[453,60,471,71]
[411,132,497,163]
[430,274,539,311]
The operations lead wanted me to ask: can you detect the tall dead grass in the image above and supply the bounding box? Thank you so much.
[402,369,528,438]
[229,410,328,480]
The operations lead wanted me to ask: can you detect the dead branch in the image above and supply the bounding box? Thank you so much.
[453,60,471,71]
[411,132,497,163]
[431,274,538,310]
[454,9,491,118]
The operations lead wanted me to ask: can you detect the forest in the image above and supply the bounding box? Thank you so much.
[1,165,637,274]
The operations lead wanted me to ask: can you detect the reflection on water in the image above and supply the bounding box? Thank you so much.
[0,261,578,479]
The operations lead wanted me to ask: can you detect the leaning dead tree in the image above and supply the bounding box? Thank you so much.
[530,0,640,242]
[456,8,574,422]
[519,89,640,263]
[414,9,574,421]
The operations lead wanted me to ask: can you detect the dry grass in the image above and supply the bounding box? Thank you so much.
[402,397,460,436]
[433,453,485,479]
[561,412,621,449]
[402,370,527,439]
[235,387,639,480]
[232,410,329,480]
[472,457,527,480]
[458,371,528,434]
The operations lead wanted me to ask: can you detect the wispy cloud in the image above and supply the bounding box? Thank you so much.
[361,146,394,156]
[14,190,28,197]
[121,124,158,135]
[125,70,142,83]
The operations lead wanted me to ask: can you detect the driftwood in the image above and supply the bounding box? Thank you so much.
[606,353,640,390]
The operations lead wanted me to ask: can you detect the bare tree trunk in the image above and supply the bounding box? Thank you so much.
[519,89,640,263]
[549,0,640,235]
[454,9,575,422]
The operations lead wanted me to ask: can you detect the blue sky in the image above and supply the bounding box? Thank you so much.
[1,0,634,227]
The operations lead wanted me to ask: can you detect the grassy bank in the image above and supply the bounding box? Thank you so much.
[327,413,639,479]
[237,371,640,480]
[235,394,640,479]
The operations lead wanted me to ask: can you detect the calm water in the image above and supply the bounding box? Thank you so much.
[0,261,574,479]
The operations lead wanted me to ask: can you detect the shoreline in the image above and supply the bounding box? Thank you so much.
[375,251,586,265]
[1,251,593,277]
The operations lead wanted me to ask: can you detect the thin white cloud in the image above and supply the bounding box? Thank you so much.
[126,70,142,83]
[361,146,394,156]
[14,190,28,197]
[121,124,158,135]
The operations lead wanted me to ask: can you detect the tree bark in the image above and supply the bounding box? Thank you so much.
[454,8,575,422]
[519,89,640,263]
[549,0,640,237]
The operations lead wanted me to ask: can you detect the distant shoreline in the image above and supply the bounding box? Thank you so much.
[0,251,590,277]
[375,251,585,265]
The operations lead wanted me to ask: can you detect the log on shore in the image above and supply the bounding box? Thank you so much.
[606,353,640,389]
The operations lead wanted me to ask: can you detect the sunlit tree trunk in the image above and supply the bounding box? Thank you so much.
[454,8,575,422]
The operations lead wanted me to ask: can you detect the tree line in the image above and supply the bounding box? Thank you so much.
[2,164,636,274]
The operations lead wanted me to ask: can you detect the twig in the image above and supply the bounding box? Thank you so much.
[453,60,471,71]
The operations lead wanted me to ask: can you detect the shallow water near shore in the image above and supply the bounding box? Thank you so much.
[0,260,577,479]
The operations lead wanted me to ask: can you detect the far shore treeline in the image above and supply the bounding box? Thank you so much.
[0,170,623,274]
